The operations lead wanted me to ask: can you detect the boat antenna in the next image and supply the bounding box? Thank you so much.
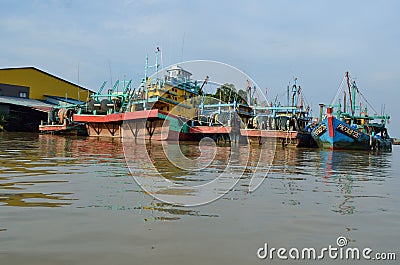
[108,59,113,91]
[181,32,185,62]
[160,46,164,71]
[77,62,80,101]
[145,54,149,80]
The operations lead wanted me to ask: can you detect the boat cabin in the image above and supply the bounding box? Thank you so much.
[130,65,200,119]
[166,65,192,84]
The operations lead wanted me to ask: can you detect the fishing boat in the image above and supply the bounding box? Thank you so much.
[311,72,392,151]
[241,78,317,147]
[189,100,251,143]
[189,82,256,143]
[39,102,88,136]
[73,48,202,140]
[189,78,317,147]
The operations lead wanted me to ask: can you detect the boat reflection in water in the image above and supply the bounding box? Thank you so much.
[0,132,393,217]
[316,149,392,215]
[0,132,398,265]
[123,136,276,206]
[259,146,392,215]
[0,133,74,207]
[0,133,223,220]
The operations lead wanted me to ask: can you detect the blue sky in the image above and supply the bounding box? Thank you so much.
[1,0,400,136]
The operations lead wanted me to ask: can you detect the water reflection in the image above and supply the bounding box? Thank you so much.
[124,139,276,205]
[0,133,130,208]
[134,201,219,222]
[312,149,391,215]
[0,132,394,218]
[253,147,393,215]
[0,192,74,207]
[0,133,398,265]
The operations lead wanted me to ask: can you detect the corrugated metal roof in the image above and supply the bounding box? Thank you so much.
[44,95,84,105]
[0,96,55,112]
[0,67,94,92]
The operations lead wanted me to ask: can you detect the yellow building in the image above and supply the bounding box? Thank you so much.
[0,67,92,101]
[0,67,94,132]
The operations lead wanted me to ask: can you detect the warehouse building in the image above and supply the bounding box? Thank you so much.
[0,67,94,132]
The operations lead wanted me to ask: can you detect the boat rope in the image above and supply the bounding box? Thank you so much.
[329,74,380,115]
[300,90,312,111]
[357,89,379,115]
[330,76,346,105]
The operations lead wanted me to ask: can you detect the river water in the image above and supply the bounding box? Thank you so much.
[0,132,398,264]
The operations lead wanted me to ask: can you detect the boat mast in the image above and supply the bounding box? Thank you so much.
[345,71,354,116]
[351,81,357,117]
[198,75,209,116]
[144,54,149,107]
[247,80,251,105]
[155,47,160,84]
[292,78,297,108]
[287,84,290,106]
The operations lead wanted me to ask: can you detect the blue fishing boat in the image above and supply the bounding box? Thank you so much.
[312,72,392,151]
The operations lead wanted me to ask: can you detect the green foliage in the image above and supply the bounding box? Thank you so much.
[203,95,219,105]
[237,89,248,104]
[209,83,248,104]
